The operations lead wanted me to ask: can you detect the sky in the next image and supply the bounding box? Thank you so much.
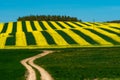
[0,0,120,22]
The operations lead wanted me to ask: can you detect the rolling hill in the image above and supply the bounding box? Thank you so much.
[0,21,120,49]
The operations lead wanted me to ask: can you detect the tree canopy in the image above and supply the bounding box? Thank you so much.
[17,15,82,21]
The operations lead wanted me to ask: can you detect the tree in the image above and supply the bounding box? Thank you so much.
[17,15,82,22]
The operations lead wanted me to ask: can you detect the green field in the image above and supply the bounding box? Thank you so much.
[0,49,41,80]
[35,47,120,80]
[0,48,120,80]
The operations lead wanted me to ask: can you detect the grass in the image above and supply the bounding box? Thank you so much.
[35,47,120,80]
[0,49,41,80]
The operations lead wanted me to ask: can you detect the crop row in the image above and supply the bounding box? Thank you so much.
[0,21,120,48]
[0,21,120,33]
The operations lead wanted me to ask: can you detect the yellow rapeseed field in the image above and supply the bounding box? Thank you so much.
[47,30,69,45]
[34,21,43,31]
[95,28,120,43]
[77,28,113,45]
[62,29,91,46]
[0,21,120,49]
[6,22,13,33]
[16,32,27,46]
[58,21,71,28]
[50,21,62,29]
[0,23,4,32]
[32,31,49,46]
[26,21,33,32]
[17,21,23,32]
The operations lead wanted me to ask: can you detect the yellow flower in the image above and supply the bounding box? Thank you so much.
[16,32,27,46]
[32,31,49,46]
[47,30,69,46]
[6,22,13,33]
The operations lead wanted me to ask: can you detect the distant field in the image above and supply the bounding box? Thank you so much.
[35,47,120,80]
[0,21,120,49]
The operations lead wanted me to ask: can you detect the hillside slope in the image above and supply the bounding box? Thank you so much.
[0,21,120,49]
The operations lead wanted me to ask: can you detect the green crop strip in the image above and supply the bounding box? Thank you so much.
[11,22,17,34]
[100,23,106,25]
[72,22,84,27]
[25,32,36,45]
[64,22,75,28]
[99,28,120,36]
[85,28,120,45]
[22,21,27,32]
[88,22,100,26]
[55,22,66,28]
[38,22,47,30]
[1,23,8,33]
[47,21,57,29]
[56,30,77,44]
[110,26,120,30]
[71,29,99,45]
[35,48,120,80]
[5,33,15,45]
[30,21,37,31]
[41,31,56,45]
[80,22,91,26]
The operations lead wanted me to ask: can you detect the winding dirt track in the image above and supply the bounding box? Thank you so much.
[20,50,54,80]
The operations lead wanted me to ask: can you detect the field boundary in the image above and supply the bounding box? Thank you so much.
[1,44,120,49]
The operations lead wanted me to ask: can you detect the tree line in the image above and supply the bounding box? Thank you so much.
[17,15,82,21]
[106,20,120,23]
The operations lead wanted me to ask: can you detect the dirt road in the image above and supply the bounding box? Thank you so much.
[21,50,54,80]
